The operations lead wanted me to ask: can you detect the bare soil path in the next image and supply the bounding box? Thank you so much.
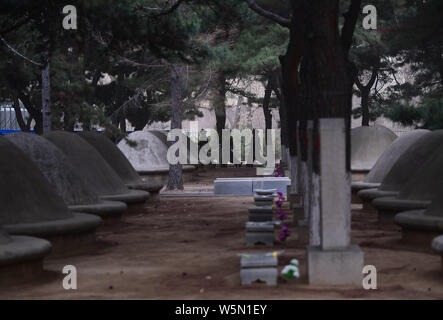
[1,168,442,299]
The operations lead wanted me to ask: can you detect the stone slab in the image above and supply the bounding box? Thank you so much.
[245,232,274,246]
[246,222,275,232]
[214,178,290,195]
[248,212,274,222]
[214,179,253,195]
[240,253,278,268]
[248,205,273,213]
[255,189,277,196]
[307,245,364,285]
[255,201,273,207]
[240,268,278,286]
[254,195,275,202]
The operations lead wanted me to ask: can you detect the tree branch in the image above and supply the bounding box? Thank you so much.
[0,36,43,66]
[244,0,291,28]
[367,63,379,89]
[341,0,362,57]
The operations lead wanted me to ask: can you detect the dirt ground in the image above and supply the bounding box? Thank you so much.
[1,167,442,300]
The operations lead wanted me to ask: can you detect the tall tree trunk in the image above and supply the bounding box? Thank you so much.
[19,93,42,134]
[214,72,226,139]
[360,87,370,126]
[214,72,227,166]
[167,64,184,190]
[120,118,127,132]
[12,99,31,132]
[356,61,379,127]
[275,72,289,166]
[263,79,273,131]
[41,51,51,134]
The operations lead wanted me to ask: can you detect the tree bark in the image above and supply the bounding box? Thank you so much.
[213,71,227,166]
[356,62,379,126]
[263,78,273,131]
[41,51,51,134]
[167,64,184,190]
[12,98,31,132]
[283,0,359,174]
[214,72,227,140]
[360,87,370,126]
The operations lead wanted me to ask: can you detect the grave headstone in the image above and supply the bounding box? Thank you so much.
[240,252,279,286]
[351,125,397,178]
[248,206,274,222]
[78,132,164,197]
[0,137,102,253]
[357,130,443,206]
[245,222,275,246]
[6,132,126,219]
[351,130,429,198]
[45,131,149,205]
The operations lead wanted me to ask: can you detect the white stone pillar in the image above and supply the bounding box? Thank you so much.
[307,118,364,285]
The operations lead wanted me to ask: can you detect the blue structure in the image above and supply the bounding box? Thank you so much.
[0,103,31,134]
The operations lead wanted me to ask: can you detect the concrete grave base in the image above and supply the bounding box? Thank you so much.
[248,206,273,222]
[357,188,399,204]
[126,181,163,193]
[248,212,273,222]
[395,210,443,248]
[100,189,150,205]
[431,236,443,275]
[351,182,380,204]
[255,189,277,196]
[0,235,51,286]
[245,222,274,246]
[4,213,102,256]
[255,201,273,207]
[240,253,278,286]
[373,197,431,217]
[240,268,278,286]
[307,245,364,286]
[214,177,290,195]
[254,195,275,202]
[68,200,127,219]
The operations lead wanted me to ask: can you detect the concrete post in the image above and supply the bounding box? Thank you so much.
[307,118,364,285]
